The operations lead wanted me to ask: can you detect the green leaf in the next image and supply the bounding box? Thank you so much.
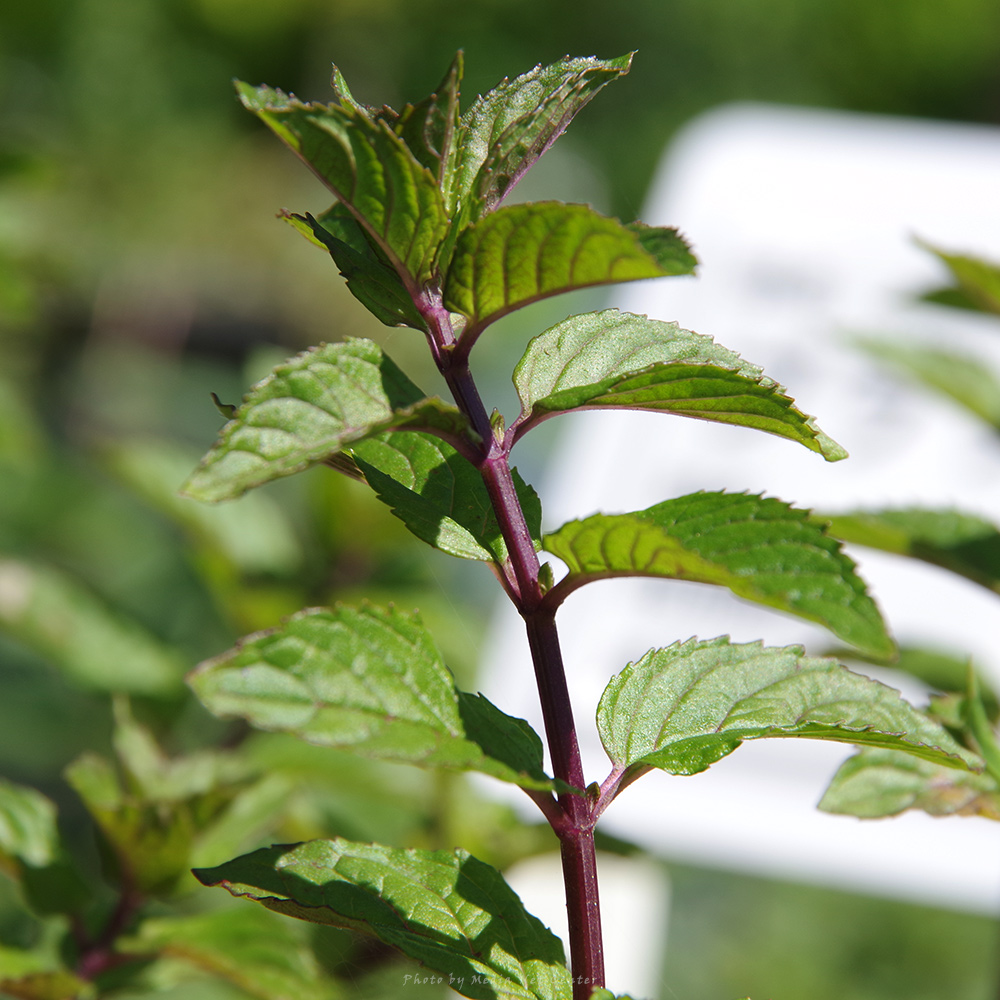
[189,605,558,791]
[855,337,1000,429]
[193,839,570,1000]
[181,340,470,503]
[452,53,632,217]
[64,708,252,896]
[821,507,1000,595]
[119,906,332,1000]
[0,560,183,696]
[444,205,695,336]
[285,206,426,329]
[0,779,58,869]
[544,491,893,658]
[0,970,93,1000]
[597,638,978,778]
[920,241,1000,316]
[351,431,542,563]
[510,310,845,459]
[237,81,448,285]
[819,748,1000,820]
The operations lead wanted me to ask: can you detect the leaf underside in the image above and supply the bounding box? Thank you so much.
[597,637,978,777]
[511,310,845,458]
[544,491,894,658]
[351,431,542,563]
[819,747,999,820]
[189,604,558,791]
[194,839,572,1000]
[820,507,1000,595]
[181,340,468,503]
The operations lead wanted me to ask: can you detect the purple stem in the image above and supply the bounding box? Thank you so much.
[419,292,605,996]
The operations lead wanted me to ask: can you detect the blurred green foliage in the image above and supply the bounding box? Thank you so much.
[1,1,999,997]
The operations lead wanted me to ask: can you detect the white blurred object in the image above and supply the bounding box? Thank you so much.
[479,103,1000,925]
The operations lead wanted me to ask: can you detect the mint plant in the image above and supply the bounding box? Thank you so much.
[816,245,1000,822]
[179,55,984,998]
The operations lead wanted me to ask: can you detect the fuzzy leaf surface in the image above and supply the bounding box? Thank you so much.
[119,906,332,1000]
[189,605,557,791]
[544,492,893,657]
[822,507,1000,594]
[182,341,468,503]
[452,53,632,216]
[444,206,695,333]
[237,82,447,284]
[193,839,571,1000]
[286,207,426,329]
[0,779,58,869]
[352,431,542,563]
[598,638,977,777]
[819,748,1000,820]
[511,310,845,458]
[857,337,1000,429]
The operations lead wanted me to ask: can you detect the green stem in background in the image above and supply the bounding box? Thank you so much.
[420,292,605,995]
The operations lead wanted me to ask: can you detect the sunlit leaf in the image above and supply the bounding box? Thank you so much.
[544,491,893,658]
[194,839,571,1000]
[856,337,1000,429]
[452,53,632,217]
[237,81,448,285]
[511,310,844,458]
[0,560,183,696]
[821,507,1000,595]
[819,748,1000,820]
[597,638,978,777]
[444,206,695,335]
[352,431,542,563]
[189,605,558,791]
[0,779,58,869]
[181,340,470,503]
[0,970,93,1000]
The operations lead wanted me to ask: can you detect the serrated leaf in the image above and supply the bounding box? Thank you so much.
[597,638,978,778]
[511,310,845,459]
[193,839,571,1000]
[189,605,558,791]
[452,53,632,217]
[119,906,332,1000]
[0,779,58,869]
[821,507,1000,595]
[819,748,1000,820]
[856,337,1000,429]
[544,491,893,658]
[351,431,542,563]
[444,205,695,336]
[0,560,183,696]
[285,207,426,329]
[181,340,470,503]
[920,241,1000,316]
[237,81,448,285]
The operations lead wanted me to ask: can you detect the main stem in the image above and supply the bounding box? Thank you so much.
[421,297,604,995]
